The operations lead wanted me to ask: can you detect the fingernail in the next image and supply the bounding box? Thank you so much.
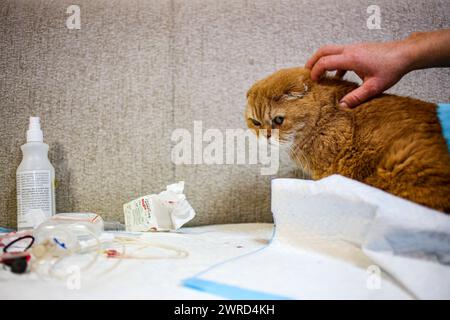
[339,101,349,109]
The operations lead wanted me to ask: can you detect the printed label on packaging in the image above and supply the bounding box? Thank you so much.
[17,170,52,229]
[123,195,158,232]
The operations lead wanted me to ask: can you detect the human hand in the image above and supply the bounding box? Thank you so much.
[305,40,413,108]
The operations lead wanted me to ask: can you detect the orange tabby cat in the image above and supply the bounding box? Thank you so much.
[246,67,450,213]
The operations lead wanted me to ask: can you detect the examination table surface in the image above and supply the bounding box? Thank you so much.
[0,223,273,299]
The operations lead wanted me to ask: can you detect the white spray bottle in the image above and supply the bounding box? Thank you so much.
[16,117,56,230]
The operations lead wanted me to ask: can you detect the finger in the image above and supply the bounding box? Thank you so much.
[305,45,344,70]
[335,69,347,79]
[339,81,380,108]
[309,55,353,81]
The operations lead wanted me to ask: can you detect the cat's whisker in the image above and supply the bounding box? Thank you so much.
[288,144,311,179]
[288,146,302,175]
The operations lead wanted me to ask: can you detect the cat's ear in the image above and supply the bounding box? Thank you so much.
[282,83,309,101]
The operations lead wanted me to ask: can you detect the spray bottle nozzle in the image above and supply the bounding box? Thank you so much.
[27,116,43,142]
[29,117,40,127]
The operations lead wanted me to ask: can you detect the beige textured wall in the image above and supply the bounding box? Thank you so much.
[1,0,449,228]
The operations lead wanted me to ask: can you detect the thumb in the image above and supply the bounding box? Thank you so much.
[339,81,380,108]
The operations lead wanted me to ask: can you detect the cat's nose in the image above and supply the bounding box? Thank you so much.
[266,129,272,139]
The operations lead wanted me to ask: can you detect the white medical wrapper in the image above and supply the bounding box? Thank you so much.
[123,181,196,232]
[188,175,450,299]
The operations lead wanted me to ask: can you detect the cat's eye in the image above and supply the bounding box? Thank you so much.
[250,118,261,127]
[273,116,284,126]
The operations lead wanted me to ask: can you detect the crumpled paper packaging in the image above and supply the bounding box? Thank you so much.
[123,181,196,232]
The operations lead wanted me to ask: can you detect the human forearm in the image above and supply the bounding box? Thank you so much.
[402,29,450,71]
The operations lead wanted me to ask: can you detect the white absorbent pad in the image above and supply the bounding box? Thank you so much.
[183,175,450,299]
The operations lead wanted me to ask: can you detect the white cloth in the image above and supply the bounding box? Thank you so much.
[190,175,450,299]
